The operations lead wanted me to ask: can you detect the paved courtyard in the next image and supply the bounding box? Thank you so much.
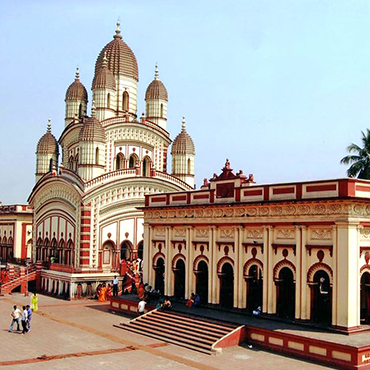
[0,293,333,369]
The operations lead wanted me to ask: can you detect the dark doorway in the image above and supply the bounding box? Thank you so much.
[120,242,131,260]
[137,241,143,260]
[154,257,165,294]
[196,261,208,304]
[361,272,370,324]
[174,259,185,299]
[276,267,295,319]
[220,262,234,308]
[246,265,263,312]
[311,270,332,324]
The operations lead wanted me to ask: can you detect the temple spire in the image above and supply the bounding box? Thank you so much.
[114,19,122,39]
[154,64,159,80]
[75,66,80,81]
[182,116,186,131]
[47,118,51,133]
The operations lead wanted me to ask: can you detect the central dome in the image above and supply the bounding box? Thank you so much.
[94,22,138,82]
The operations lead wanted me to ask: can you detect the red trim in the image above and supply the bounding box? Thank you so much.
[243,189,263,196]
[193,193,209,200]
[80,251,90,257]
[172,195,187,201]
[263,186,269,201]
[21,223,28,259]
[356,185,370,193]
[81,219,90,225]
[80,259,89,265]
[81,210,91,217]
[151,197,166,203]
[272,186,295,195]
[81,227,90,233]
[306,184,337,192]
[80,235,90,241]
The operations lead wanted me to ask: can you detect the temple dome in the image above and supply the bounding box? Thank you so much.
[94,22,138,81]
[65,67,88,101]
[145,65,168,101]
[79,115,106,142]
[37,120,59,155]
[171,117,195,155]
[92,53,116,90]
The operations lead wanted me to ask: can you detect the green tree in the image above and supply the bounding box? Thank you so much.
[340,129,370,179]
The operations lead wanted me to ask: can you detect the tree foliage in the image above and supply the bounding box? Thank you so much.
[340,129,370,179]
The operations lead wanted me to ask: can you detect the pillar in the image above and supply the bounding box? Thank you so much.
[331,224,337,326]
[267,226,275,314]
[143,223,150,284]
[300,226,308,320]
[262,226,268,313]
[295,226,301,319]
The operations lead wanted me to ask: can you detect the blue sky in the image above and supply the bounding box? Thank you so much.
[1,0,370,204]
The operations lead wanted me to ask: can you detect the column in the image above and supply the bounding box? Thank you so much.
[164,226,173,296]
[331,225,337,326]
[185,226,191,300]
[233,226,239,308]
[335,221,360,329]
[295,226,301,319]
[267,226,275,314]
[238,226,245,308]
[262,226,268,313]
[208,226,214,304]
[211,226,218,304]
[300,226,308,320]
[142,224,150,284]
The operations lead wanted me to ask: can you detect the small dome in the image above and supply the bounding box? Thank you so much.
[171,117,195,155]
[79,115,106,142]
[65,67,88,102]
[36,119,59,155]
[92,52,116,90]
[145,65,168,101]
[94,22,138,81]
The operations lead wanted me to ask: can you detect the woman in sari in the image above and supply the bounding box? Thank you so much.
[98,284,107,302]
[31,293,38,312]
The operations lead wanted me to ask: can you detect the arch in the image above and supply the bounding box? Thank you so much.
[276,267,295,319]
[174,258,186,299]
[7,236,13,246]
[122,91,129,111]
[193,255,209,272]
[172,253,186,270]
[142,156,151,177]
[67,239,74,249]
[116,153,125,170]
[95,147,99,165]
[307,262,333,284]
[107,93,110,108]
[129,153,139,168]
[152,251,165,266]
[361,272,370,324]
[217,256,234,274]
[120,240,133,260]
[273,259,296,281]
[102,239,117,250]
[360,264,370,275]
[44,238,50,247]
[243,258,263,277]
[59,239,65,248]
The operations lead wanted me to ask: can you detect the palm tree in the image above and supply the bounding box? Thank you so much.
[341,129,370,179]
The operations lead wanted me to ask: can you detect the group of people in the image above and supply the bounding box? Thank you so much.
[185,293,201,308]
[9,293,38,335]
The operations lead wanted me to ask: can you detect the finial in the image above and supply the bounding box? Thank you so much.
[114,19,122,39]
[75,66,80,80]
[154,64,159,80]
[181,116,186,131]
[102,51,108,68]
[47,118,51,133]
[91,101,96,117]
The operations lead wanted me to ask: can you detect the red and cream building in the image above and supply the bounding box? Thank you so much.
[143,160,370,332]
[0,204,32,263]
[28,23,195,298]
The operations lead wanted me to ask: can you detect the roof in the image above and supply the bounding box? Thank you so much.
[65,67,88,101]
[79,116,106,142]
[171,117,195,155]
[92,53,116,90]
[37,120,59,155]
[145,65,168,101]
[94,22,138,81]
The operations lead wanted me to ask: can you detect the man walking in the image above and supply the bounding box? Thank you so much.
[26,305,32,332]
[112,275,119,297]
[21,306,28,335]
[9,305,21,332]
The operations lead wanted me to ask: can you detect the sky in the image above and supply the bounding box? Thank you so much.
[1,0,370,204]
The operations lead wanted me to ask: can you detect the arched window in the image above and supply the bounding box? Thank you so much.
[142,156,151,176]
[78,104,82,118]
[187,158,191,174]
[95,147,99,165]
[74,154,79,171]
[122,91,129,111]
[107,93,110,108]
[68,156,74,170]
[160,103,163,118]
[129,154,138,168]
[49,158,53,172]
[116,153,125,170]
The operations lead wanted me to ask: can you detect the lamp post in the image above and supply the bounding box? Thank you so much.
[25,259,29,297]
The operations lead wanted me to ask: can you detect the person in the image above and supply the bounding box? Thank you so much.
[21,306,28,334]
[162,296,172,310]
[26,305,32,332]
[106,283,113,298]
[31,293,38,312]
[253,306,262,316]
[186,293,195,308]
[156,295,164,309]
[9,305,21,332]
[98,283,107,302]
[138,299,146,315]
[137,283,145,300]
[112,275,119,297]
[193,294,201,308]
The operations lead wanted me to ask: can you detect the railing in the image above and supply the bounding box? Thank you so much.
[84,168,136,191]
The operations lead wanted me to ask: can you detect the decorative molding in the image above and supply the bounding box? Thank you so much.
[246,229,263,239]
[310,228,332,240]
[273,259,296,281]
[306,244,333,257]
[216,242,235,252]
[243,258,263,277]
[152,251,165,266]
[307,262,333,284]
[276,228,295,240]
[271,243,296,256]
[174,228,186,237]
[242,242,263,254]
[195,228,209,238]
[193,255,209,272]
[220,228,234,239]
[172,253,186,270]
[217,256,234,274]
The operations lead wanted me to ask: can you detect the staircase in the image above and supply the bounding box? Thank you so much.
[0,265,37,295]
[114,309,244,354]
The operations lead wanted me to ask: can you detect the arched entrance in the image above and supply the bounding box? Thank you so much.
[246,265,263,312]
[154,257,165,294]
[276,267,295,319]
[311,270,332,324]
[196,261,208,304]
[174,259,185,299]
[361,272,370,324]
[120,241,132,260]
[219,262,234,308]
